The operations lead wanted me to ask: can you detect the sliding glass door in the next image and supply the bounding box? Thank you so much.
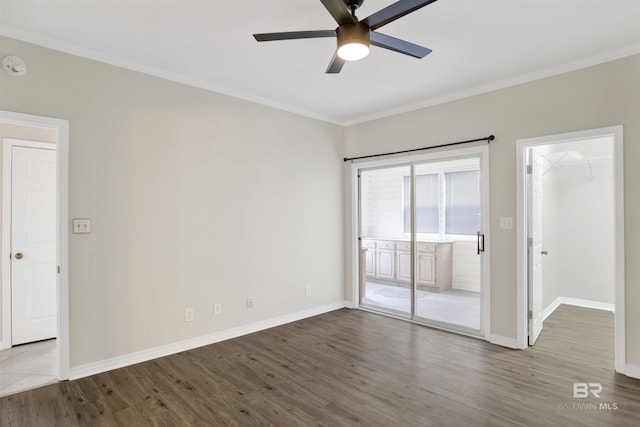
[358,153,486,335]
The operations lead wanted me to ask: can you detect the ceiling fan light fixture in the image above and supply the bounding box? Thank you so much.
[336,23,370,61]
[337,42,369,61]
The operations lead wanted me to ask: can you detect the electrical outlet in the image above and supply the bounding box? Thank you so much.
[246,298,253,309]
[305,286,312,296]
[214,303,221,315]
[185,307,194,322]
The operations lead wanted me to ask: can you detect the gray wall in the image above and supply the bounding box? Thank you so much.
[0,36,344,367]
[344,54,640,365]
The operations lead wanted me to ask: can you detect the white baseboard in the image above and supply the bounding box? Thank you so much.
[489,334,522,349]
[344,299,357,309]
[542,297,563,321]
[69,301,348,380]
[0,339,8,351]
[624,363,640,380]
[543,297,614,321]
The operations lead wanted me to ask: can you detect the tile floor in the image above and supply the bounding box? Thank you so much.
[0,339,57,397]
[361,282,481,330]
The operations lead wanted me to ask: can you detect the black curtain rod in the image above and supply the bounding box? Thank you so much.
[343,135,495,162]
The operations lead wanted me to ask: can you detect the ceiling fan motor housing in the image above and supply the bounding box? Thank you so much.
[337,22,370,48]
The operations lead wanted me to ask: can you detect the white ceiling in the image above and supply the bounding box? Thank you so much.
[1,0,639,125]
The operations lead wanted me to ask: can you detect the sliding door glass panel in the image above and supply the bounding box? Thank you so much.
[360,166,411,316]
[404,174,439,233]
[413,159,482,332]
[445,170,481,235]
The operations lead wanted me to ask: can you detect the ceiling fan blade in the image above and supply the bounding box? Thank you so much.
[254,30,336,42]
[370,32,432,58]
[320,0,357,25]
[363,0,439,31]
[326,52,345,74]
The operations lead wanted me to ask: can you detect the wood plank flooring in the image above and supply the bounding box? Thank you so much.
[1,304,639,426]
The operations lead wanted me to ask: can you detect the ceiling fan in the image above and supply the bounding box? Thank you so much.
[253,0,438,74]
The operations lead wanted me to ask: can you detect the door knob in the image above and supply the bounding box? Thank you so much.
[14,252,23,259]
[541,250,548,255]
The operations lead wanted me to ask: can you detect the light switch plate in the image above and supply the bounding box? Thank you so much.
[499,217,513,230]
[72,218,91,234]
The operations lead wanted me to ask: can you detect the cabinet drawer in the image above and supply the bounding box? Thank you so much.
[396,241,411,251]
[361,240,376,249]
[416,242,436,253]
[377,240,395,250]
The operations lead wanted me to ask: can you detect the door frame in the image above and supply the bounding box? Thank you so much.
[0,110,70,381]
[515,125,625,374]
[349,145,491,340]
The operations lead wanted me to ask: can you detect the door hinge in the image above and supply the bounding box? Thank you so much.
[528,310,533,320]
[527,237,533,247]
[526,164,532,174]
[57,265,61,274]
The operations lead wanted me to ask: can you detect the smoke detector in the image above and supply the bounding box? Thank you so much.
[2,56,27,76]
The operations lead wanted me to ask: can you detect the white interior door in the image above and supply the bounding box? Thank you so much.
[528,150,544,345]
[11,144,57,345]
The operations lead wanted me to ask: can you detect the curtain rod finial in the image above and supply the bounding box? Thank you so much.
[488,135,495,141]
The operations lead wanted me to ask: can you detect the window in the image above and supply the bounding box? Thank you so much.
[403,169,480,236]
[445,170,480,235]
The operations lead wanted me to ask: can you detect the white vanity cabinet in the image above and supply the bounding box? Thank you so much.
[362,239,452,292]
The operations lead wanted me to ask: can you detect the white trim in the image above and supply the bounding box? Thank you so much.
[1,141,10,351]
[516,138,528,350]
[542,297,563,321]
[2,139,53,150]
[612,127,626,375]
[489,334,521,349]
[557,298,614,313]
[1,138,57,351]
[543,297,615,321]
[349,144,491,340]
[3,26,639,127]
[516,125,625,374]
[348,163,359,308]
[625,364,640,380]
[69,301,348,380]
[0,110,70,381]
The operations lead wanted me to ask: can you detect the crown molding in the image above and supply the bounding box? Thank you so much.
[0,25,346,126]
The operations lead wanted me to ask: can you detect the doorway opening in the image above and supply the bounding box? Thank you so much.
[516,126,625,374]
[353,145,490,339]
[0,111,70,396]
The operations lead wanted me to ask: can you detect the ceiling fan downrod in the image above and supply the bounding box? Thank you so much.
[346,0,364,19]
